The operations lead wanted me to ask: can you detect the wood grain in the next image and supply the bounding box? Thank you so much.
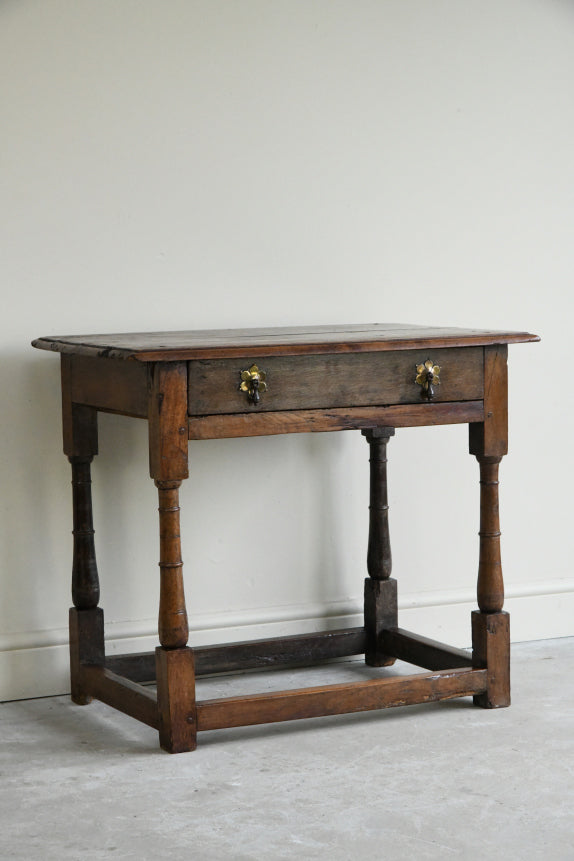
[155,647,197,753]
[362,428,397,666]
[32,323,539,362]
[68,354,148,417]
[469,345,508,458]
[156,480,188,650]
[364,578,398,667]
[69,607,104,705]
[148,362,188,481]
[363,428,394,581]
[35,323,538,751]
[69,457,100,611]
[106,628,368,682]
[188,401,485,439]
[61,355,98,458]
[381,628,473,671]
[82,665,159,729]
[472,610,510,708]
[196,667,488,731]
[476,456,504,613]
[188,348,484,415]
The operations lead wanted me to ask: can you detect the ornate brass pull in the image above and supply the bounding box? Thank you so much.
[239,364,267,405]
[415,359,440,401]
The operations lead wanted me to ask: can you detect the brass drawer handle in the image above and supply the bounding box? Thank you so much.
[415,359,440,401]
[239,364,267,405]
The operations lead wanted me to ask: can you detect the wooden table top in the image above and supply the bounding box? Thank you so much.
[32,323,539,362]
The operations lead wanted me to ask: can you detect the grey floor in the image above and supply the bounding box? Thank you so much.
[1,638,573,861]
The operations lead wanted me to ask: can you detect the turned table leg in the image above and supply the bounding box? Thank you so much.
[58,354,106,710]
[362,428,397,667]
[149,362,197,752]
[154,479,196,752]
[471,455,510,707]
[68,453,105,704]
[156,480,188,649]
[469,345,510,708]
[61,356,105,705]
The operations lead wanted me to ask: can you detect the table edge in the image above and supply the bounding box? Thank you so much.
[32,331,540,361]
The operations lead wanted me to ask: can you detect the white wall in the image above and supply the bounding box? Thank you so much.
[1,0,573,700]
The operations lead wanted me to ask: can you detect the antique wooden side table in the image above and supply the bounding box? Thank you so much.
[33,324,538,753]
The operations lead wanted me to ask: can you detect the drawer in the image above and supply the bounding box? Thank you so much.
[187,347,484,416]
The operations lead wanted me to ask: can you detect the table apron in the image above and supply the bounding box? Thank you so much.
[187,400,484,439]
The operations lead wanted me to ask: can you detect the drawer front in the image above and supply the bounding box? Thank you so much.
[188,347,484,416]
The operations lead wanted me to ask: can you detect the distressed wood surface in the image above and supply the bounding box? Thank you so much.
[363,428,394,581]
[156,480,188,650]
[188,401,484,439]
[381,628,474,671]
[472,610,510,708]
[61,355,98,458]
[81,665,159,729]
[106,628,368,682]
[188,347,484,415]
[148,362,188,481]
[467,344,509,709]
[475,456,504,613]
[469,345,508,458]
[69,607,104,705]
[196,667,488,731]
[32,323,539,362]
[36,323,537,751]
[69,457,100,610]
[364,578,398,667]
[156,647,197,753]
[67,354,148,417]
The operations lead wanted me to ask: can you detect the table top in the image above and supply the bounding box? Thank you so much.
[32,323,539,362]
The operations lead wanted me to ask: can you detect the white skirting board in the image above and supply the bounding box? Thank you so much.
[1,581,573,702]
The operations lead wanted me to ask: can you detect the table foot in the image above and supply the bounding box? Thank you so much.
[155,646,197,753]
[364,578,398,666]
[69,607,104,705]
[471,610,510,708]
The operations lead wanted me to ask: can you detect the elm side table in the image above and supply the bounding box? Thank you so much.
[32,324,539,753]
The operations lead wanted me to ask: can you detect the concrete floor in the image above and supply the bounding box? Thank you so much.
[1,638,573,861]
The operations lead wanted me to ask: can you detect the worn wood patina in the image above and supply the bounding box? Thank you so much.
[33,323,538,753]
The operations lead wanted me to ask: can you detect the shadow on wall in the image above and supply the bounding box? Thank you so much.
[0,352,68,703]
[0,352,151,661]
[304,430,365,613]
[0,354,66,630]
[4,353,363,670]
[181,429,365,619]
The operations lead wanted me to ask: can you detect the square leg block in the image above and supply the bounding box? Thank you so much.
[69,607,104,705]
[472,610,510,708]
[364,577,398,667]
[155,646,197,753]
